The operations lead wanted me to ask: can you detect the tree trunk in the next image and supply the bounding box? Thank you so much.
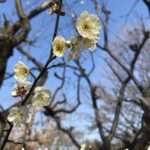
[0,28,13,87]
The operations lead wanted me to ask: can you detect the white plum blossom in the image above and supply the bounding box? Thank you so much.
[11,80,32,97]
[67,33,98,60]
[82,38,97,51]
[52,11,100,60]
[7,106,30,127]
[32,87,51,108]
[14,61,29,81]
[52,36,67,57]
[67,34,83,61]
[76,11,101,40]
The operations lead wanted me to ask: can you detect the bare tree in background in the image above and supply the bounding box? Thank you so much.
[0,0,150,150]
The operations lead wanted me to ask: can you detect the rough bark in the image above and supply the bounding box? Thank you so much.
[0,28,14,87]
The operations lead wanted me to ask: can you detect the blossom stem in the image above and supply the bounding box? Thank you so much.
[50,0,63,58]
[21,0,63,105]
[21,56,56,105]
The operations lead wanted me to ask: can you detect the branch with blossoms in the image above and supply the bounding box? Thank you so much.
[0,0,101,149]
[0,0,66,88]
[2,0,149,149]
[0,0,62,148]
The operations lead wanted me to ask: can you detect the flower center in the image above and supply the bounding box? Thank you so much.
[56,45,62,52]
[83,24,89,31]
[15,112,24,121]
[17,85,27,96]
[17,66,28,75]
[37,93,44,101]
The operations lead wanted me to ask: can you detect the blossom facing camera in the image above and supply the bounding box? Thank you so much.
[76,11,101,40]
[7,106,30,127]
[14,61,29,81]
[52,36,67,57]
[32,87,51,108]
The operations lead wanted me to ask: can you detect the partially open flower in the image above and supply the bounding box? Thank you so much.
[32,87,51,108]
[48,3,58,15]
[76,11,101,40]
[67,34,83,61]
[11,80,32,97]
[52,36,67,57]
[7,106,30,127]
[65,40,71,48]
[14,61,29,81]
[47,3,65,16]
[82,38,97,51]
[67,34,97,60]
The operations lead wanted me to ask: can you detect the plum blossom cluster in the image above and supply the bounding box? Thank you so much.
[52,11,101,60]
[11,61,31,97]
[8,61,51,127]
[7,11,100,127]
